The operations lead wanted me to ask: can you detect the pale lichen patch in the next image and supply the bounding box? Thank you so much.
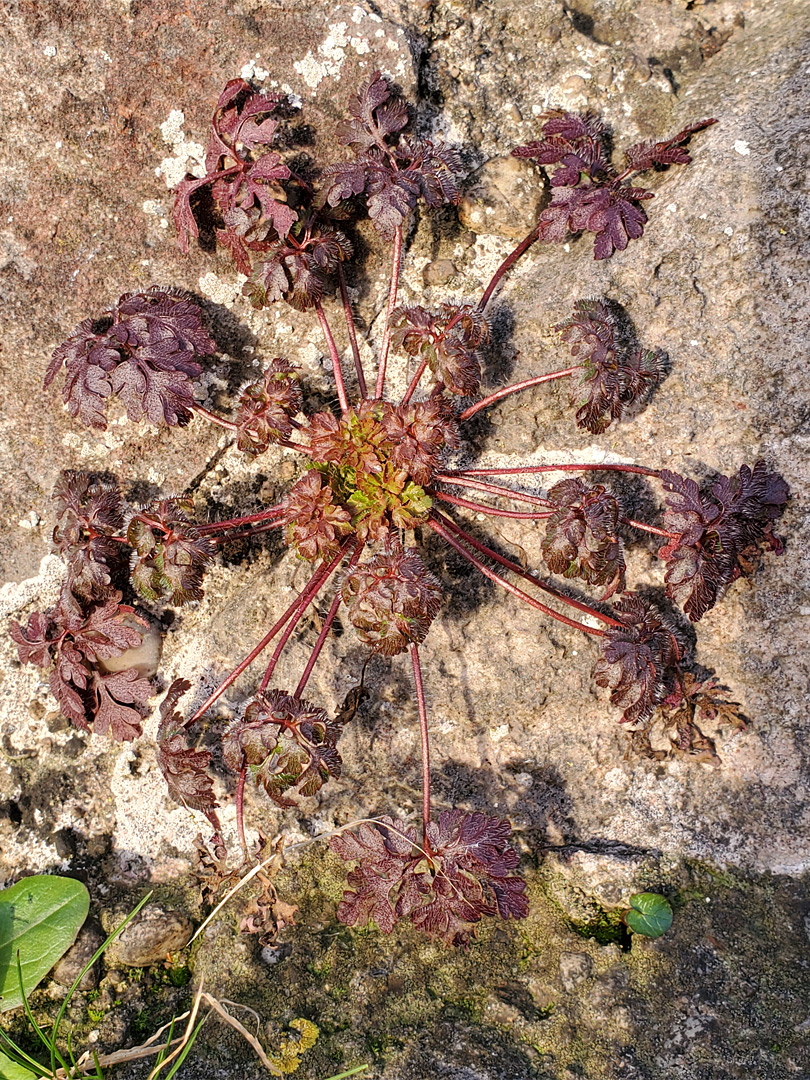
[156,108,205,188]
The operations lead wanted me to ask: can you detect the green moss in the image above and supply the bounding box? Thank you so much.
[567,910,628,947]
[165,964,192,987]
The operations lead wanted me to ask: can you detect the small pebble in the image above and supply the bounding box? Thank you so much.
[559,951,594,992]
[106,907,193,967]
[261,942,292,965]
[51,921,105,990]
[422,259,456,286]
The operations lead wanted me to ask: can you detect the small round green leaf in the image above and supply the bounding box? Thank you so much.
[624,892,673,938]
[0,875,90,1012]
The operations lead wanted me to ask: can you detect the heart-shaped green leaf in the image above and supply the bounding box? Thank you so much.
[0,875,90,1012]
[624,892,673,938]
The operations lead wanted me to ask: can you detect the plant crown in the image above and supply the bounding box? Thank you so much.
[15,72,787,946]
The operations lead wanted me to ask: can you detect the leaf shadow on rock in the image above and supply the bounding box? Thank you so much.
[194,296,260,395]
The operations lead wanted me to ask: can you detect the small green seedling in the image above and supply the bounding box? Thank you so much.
[623,892,673,939]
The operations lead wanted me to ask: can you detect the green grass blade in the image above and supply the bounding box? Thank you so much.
[160,1016,206,1080]
[0,1029,51,1079]
[49,890,153,1072]
[320,1066,370,1080]
[90,1048,104,1079]
[153,1018,177,1069]
[15,952,64,1070]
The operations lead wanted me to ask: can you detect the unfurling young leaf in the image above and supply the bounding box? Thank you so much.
[243,224,353,311]
[383,392,459,486]
[542,478,626,599]
[592,594,682,725]
[127,497,215,605]
[52,470,125,601]
[235,358,303,454]
[342,545,442,655]
[223,690,348,805]
[281,471,353,562]
[556,299,664,433]
[390,303,489,396]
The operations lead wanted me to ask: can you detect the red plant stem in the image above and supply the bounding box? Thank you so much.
[459,367,580,422]
[287,168,315,193]
[236,767,248,858]
[401,357,429,406]
[434,510,622,627]
[477,221,543,312]
[195,506,286,535]
[293,592,342,699]
[210,520,284,544]
[278,439,314,455]
[451,463,661,479]
[434,473,554,509]
[429,516,607,636]
[374,224,403,400]
[621,516,679,540]
[410,643,432,846]
[294,540,365,698]
[315,303,350,414]
[337,264,367,398]
[259,542,350,692]
[188,543,350,724]
[192,403,238,431]
[432,491,554,521]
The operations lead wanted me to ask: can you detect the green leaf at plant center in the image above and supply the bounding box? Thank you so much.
[0,875,90,1012]
[624,891,673,938]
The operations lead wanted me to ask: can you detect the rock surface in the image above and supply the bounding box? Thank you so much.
[104,906,193,967]
[0,0,808,1077]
